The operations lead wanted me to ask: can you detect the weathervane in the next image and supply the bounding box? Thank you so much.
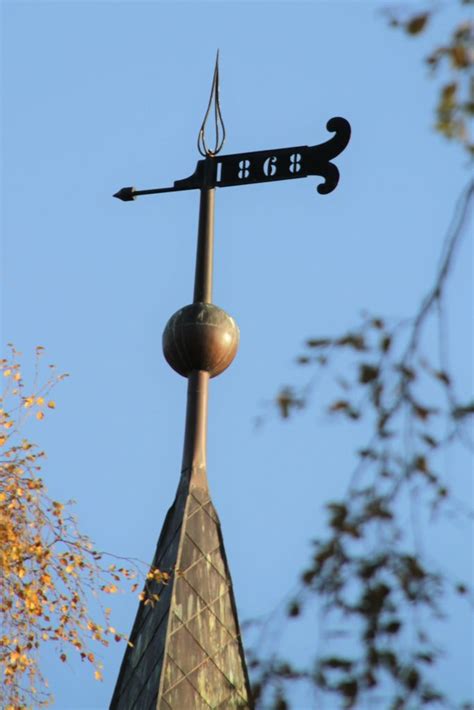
[113,48,351,475]
[110,54,351,709]
[114,56,350,204]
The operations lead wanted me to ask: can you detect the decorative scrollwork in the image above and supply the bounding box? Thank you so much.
[310,117,351,195]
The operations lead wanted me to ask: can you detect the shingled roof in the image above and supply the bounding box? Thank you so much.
[110,469,252,709]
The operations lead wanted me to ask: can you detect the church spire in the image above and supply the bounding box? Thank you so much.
[111,53,350,709]
[111,56,252,709]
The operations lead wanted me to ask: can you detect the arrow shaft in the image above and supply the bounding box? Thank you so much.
[133,185,192,197]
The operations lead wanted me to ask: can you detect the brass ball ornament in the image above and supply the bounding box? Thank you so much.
[162,303,239,378]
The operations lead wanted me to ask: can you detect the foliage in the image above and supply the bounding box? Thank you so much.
[0,346,168,708]
[385,1,473,155]
[249,3,473,708]
[250,183,473,710]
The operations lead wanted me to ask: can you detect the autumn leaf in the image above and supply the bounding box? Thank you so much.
[406,13,429,35]
[102,584,118,594]
[359,364,379,384]
[451,44,470,68]
[0,345,142,708]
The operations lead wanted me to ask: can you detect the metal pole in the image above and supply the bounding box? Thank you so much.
[193,188,215,304]
[181,187,215,482]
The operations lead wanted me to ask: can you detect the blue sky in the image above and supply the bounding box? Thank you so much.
[2,1,472,708]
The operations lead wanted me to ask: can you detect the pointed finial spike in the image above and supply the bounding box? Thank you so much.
[197,51,226,157]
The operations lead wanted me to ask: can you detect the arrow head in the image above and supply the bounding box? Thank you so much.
[113,187,136,202]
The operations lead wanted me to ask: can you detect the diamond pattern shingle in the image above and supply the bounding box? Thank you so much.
[110,473,251,709]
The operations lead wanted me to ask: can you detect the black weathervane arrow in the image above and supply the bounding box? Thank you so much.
[114,116,351,202]
[115,52,350,202]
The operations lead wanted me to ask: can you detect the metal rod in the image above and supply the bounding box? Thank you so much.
[180,187,216,484]
[113,184,200,202]
[193,188,215,303]
[133,186,179,196]
[181,370,209,483]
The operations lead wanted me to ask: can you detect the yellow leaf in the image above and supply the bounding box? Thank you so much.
[0,493,6,502]
[47,400,56,409]
[4,421,13,429]
[3,369,11,377]
[24,397,34,408]
[14,373,21,381]
[103,584,118,594]
[36,397,45,406]
[36,411,45,420]
[0,435,6,446]
[94,670,103,681]
[451,45,470,69]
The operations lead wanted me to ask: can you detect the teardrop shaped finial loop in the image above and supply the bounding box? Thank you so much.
[197,50,226,157]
